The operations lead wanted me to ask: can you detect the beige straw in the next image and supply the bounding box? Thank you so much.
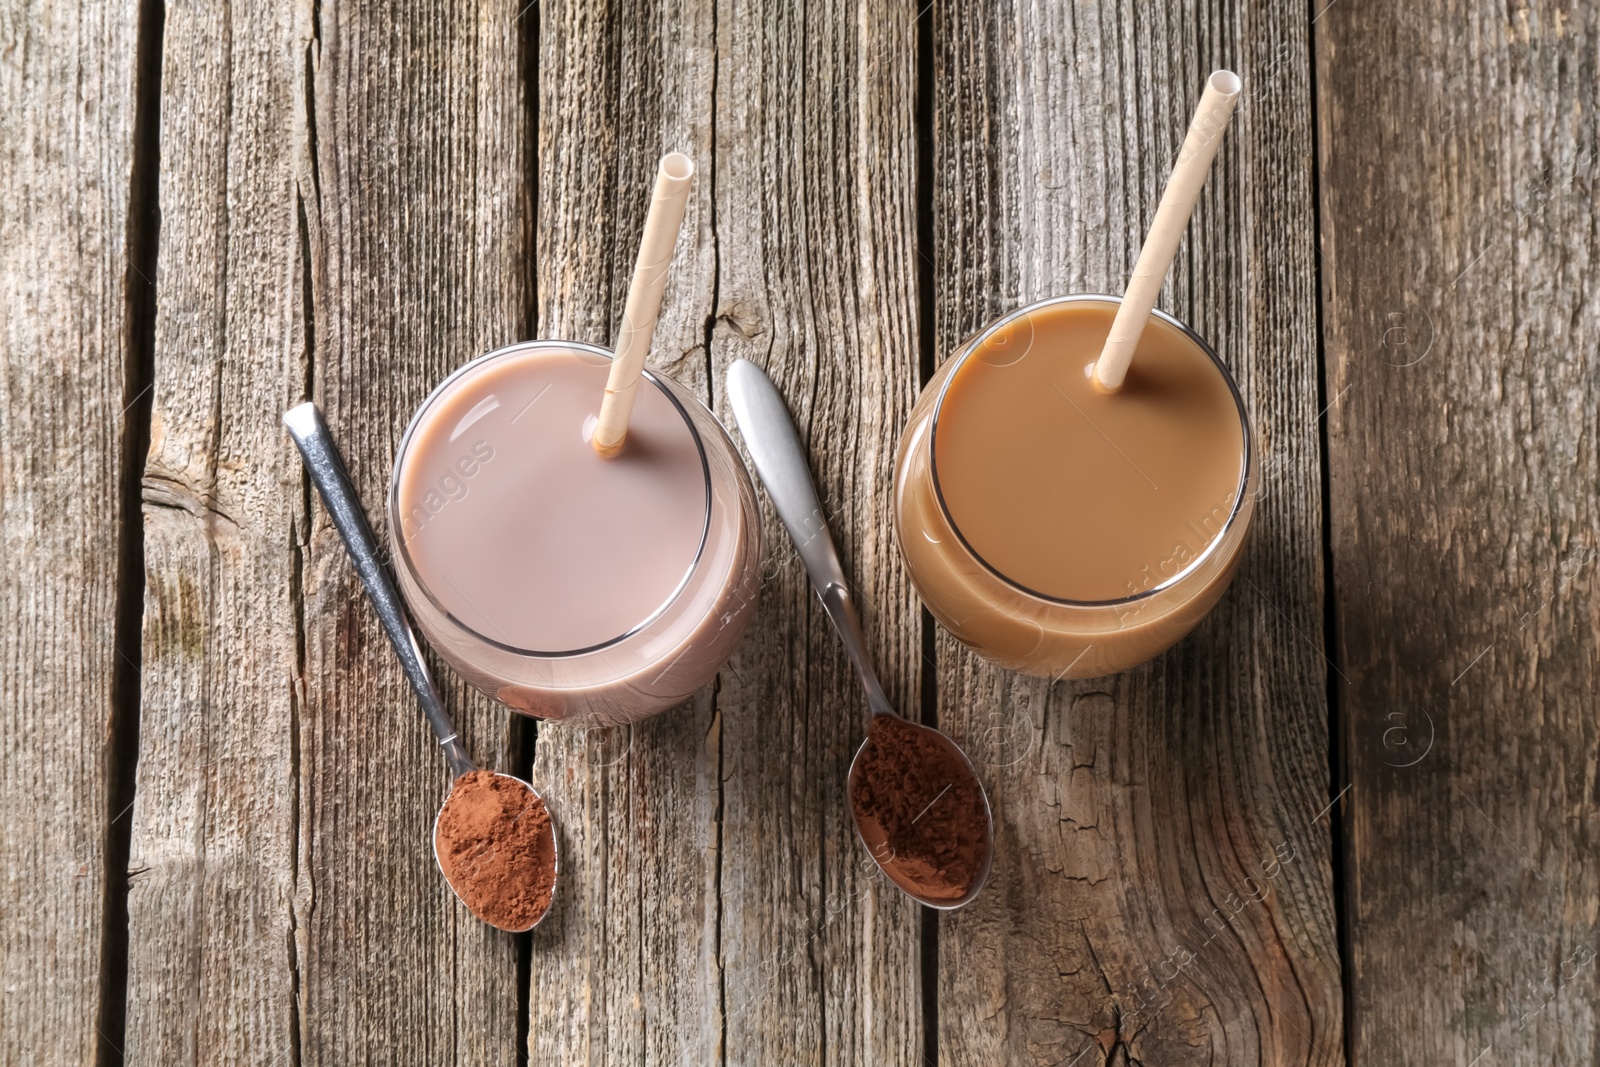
[592,152,696,457]
[1092,70,1241,393]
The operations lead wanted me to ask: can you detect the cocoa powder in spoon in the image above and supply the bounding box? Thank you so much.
[849,714,987,903]
[434,770,557,930]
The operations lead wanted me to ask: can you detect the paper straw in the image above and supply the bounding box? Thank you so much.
[592,152,695,457]
[1092,70,1241,393]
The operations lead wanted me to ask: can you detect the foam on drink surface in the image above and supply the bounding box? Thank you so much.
[933,301,1245,603]
[396,347,708,653]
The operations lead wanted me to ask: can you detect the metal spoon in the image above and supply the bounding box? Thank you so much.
[725,360,994,908]
[283,402,559,932]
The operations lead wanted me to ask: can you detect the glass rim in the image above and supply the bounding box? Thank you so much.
[927,294,1254,609]
[389,338,713,658]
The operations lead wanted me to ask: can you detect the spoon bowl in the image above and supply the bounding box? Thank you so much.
[726,359,994,908]
[848,715,994,909]
[432,771,560,933]
[284,402,559,930]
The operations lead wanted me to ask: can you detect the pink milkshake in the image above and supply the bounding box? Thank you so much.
[389,340,761,725]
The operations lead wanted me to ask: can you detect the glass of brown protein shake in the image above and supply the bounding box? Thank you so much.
[893,294,1257,680]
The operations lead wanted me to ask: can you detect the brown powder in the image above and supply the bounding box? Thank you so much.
[849,714,989,903]
[434,770,557,930]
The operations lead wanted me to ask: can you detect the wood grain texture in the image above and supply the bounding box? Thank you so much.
[710,1,925,1063]
[528,0,925,1062]
[528,1,724,1062]
[36,0,1600,1060]
[932,2,1342,1063]
[120,1,303,1061]
[1318,2,1600,1062]
[0,2,138,1063]
[295,1,528,1062]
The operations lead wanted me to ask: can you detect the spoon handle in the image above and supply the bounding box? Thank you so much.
[726,360,897,720]
[283,402,475,778]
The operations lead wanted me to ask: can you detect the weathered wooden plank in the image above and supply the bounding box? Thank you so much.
[933,2,1342,1063]
[296,2,528,1062]
[528,0,925,1062]
[528,1,724,1062]
[1318,2,1600,1062]
[119,1,303,1062]
[709,1,925,1062]
[0,2,140,1063]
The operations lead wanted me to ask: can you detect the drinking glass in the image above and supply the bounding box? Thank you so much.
[389,339,762,725]
[893,295,1257,679]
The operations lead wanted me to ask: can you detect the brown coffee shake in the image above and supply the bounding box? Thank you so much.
[936,299,1243,601]
[894,296,1256,679]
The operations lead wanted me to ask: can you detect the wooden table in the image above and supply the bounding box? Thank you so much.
[5,1,1596,1063]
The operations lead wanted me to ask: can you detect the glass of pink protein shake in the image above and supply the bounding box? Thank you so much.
[388,339,761,725]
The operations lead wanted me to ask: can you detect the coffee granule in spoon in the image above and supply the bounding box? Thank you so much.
[849,714,988,903]
[434,770,557,930]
